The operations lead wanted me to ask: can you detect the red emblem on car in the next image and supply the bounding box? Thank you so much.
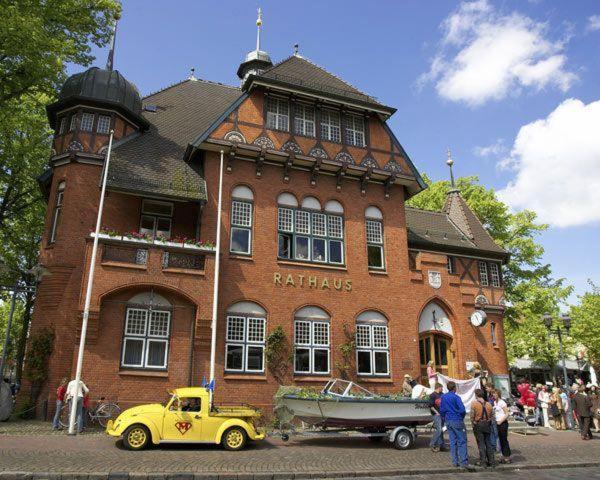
[175,422,192,435]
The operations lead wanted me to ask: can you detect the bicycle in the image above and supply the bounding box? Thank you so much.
[59,397,121,429]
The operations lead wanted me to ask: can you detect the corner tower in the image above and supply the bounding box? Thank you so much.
[237,8,273,84]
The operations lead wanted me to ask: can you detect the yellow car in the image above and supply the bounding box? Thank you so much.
[106,387,265,451]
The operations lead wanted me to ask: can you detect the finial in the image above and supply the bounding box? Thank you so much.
[105,11,120,71]
[446,148,456,188]
[188,67,197,81]
[256,7,263,52]
[293,44,299,56]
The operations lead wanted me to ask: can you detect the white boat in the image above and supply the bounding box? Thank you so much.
[278,379,432,428]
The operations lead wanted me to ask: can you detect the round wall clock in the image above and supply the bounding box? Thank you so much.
[470,310,487,327]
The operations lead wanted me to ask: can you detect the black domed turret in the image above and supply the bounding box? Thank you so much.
[47,67,149,130]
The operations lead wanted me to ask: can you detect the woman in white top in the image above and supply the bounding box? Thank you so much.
[494,389,512,463]
[427,361,437,390]
[538,386,551,428]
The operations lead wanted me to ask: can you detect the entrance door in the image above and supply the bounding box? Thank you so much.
[419,333,454,384]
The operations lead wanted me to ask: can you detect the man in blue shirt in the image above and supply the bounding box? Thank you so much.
[440,381,470,469]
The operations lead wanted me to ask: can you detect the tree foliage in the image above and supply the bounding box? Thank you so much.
[0,0,120,107]
[408,175,573,368]
[570,281,600,371]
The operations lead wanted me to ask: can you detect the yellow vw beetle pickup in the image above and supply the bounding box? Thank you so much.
[106,387,265,451]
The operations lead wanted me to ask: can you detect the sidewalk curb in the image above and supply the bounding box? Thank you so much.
[2,461,600,480]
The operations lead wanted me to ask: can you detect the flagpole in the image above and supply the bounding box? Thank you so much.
[68,130,115,435]
[209,150,224,405]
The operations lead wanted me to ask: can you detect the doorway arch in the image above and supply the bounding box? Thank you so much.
[418,301,455,383]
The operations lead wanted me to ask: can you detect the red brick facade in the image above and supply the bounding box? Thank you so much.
[28,69,508,418]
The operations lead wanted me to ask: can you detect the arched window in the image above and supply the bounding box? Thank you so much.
[365,206,384,270]
[49,181,66,244]
[121,292,172,370]
[356,311,389,376]
[225,301,266,373]
[277,195,344,265]
[230,185,254,255]
[294,306,330,375]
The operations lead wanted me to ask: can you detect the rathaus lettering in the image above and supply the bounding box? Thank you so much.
[273,273,352,291]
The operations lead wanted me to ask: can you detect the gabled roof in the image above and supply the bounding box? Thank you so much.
[247,55,396,115]
[108,79,242,201]
[443,191,506,254]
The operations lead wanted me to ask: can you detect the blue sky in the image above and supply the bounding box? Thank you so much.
[76,0,600,303]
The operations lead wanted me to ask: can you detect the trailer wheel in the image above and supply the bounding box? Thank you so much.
[281,433,289,442]
[393,430,414,450]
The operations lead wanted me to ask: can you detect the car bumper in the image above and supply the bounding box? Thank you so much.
[250,427,266,441]
[105,420,120,437]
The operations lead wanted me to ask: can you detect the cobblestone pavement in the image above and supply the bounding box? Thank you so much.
[359,467,600,480]
[0,425,598,478]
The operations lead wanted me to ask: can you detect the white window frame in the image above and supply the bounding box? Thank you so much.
[320,110,341,143]
[356,323,389,376]
[345,113,365,147]
[69,114,77,131]
[266,96,289,131]
[294,103,315,137]
[121,308,171,370]
[58,117,68,135]
[447,256,455,274]
[49,182,65,243]
[489,262,501,287]
[293,320,330,375]
[478,261,489,286]
[97,114,111,134]
[230,200,253,255]
[80,112,95,132]
[225,315,266,373]
[366,219,385,270]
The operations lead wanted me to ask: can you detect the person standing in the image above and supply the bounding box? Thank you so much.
[51,378,68,430]
[65,378,89,434]
[427,361,438,390]
[440,381,471,470]
[429,383,445,452]
[550,387,564,430]
[560,388,573,429]
[486,388,500,452]
[493,389,512,464]
[402,374,413,397]
[538,386,551,428]
[589,385,600,433]
[470,389,496,468]
[573,386,594,440]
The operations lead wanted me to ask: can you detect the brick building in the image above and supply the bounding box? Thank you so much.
[29,14,509,414]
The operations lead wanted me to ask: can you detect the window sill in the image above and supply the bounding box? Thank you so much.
[277,260,347,271]
[293,375,332,382]
[162,267,205,276]
[229,254,254,262]
[368,269,388,276]
[223,374,267,381]
[357,376,394,383]
[101,261,147,270]
[118,370,168,378]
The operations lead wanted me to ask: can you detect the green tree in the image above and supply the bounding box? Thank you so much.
[408,175,573,369]
[0,0,120,107]
[570,281,600,372]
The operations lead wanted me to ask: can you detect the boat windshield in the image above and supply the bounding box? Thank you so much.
[322,379,376,398]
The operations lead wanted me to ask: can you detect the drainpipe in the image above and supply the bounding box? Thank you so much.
[208,150,224,406]
[68,130,114,435]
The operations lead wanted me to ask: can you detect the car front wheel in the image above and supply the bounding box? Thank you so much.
[123,424,150,451]
[222,426,247,451]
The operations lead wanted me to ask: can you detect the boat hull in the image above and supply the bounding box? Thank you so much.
[281,395,432,428]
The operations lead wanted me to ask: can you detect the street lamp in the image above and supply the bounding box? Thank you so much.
[542,313,571,388]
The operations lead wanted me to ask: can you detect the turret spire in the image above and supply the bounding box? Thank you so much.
[236,8,273,82]
[256,8,263,52]
[446,148,457,190]
[106,11,121,71]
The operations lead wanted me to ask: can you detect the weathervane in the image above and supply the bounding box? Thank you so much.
[106,10,121,71]
[446,148,456,188]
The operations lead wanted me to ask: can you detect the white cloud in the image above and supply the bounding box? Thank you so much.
[473,139,506,158]
[418,0,576,106]
[497,99,600,228]
[588,15,600,32]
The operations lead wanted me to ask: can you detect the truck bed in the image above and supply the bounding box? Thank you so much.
[211,404,261,417]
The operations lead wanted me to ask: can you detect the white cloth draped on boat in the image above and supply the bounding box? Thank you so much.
[437,374,482,412]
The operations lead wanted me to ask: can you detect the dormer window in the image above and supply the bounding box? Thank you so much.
[321,110,341,143]
[140,199,173,240]
[266,97,289,131]
[69,115,77,131]
[58,117,68,135]
[293,104,315,137]
[345,114,365,147]
[80,113,94,132]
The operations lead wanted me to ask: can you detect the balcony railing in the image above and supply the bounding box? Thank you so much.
[102,244,148,266]
[162,251,205,270]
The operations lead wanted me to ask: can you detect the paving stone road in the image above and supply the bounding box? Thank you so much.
[358,467,600,480]
[0,422,599,478]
